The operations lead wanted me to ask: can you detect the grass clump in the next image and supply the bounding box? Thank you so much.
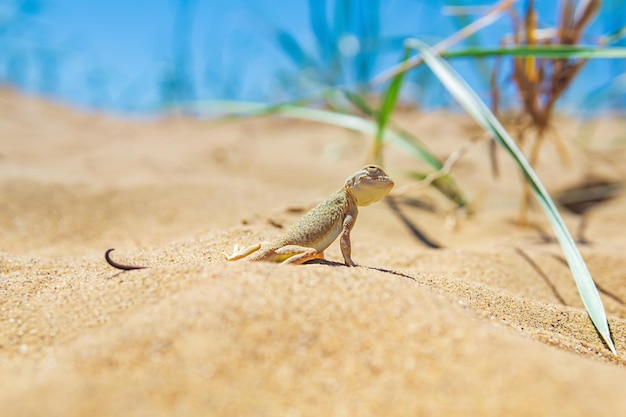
[193,1,626,353]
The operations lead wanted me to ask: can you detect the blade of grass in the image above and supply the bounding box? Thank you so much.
[372,0,517,85]
[188,98,468,208]
[373,48,410,165]
[188,95,470,205]
[441,45,626,60]
[191,99,442,166]
[308,0,333,65]
[340,89,444,170]
[339,89,468,207]
[275,30,317,68]
[405,38,616,354]
[601,25,626,45]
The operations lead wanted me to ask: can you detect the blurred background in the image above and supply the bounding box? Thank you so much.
[0,0,625,115]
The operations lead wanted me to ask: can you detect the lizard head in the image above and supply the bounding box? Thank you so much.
[345,165,394,206]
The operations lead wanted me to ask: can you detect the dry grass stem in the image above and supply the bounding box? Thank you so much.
[492,0,601,223]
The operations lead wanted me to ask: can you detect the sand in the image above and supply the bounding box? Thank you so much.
[1,88,626,416]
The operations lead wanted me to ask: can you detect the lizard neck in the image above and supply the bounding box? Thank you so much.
[343,186,359,208]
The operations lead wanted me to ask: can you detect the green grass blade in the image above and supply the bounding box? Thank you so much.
[442,45,626,60]
[601,26,626,46]
[340,89,376,115]
[308,0,333,64]
[405,39,616,354]
[374,49,411,164]
[408,171,469,209]
[194,100,436,160]
[276,30,316,68]
[340,89,444,170]
[189,99,467,208]
[340,89,466,206]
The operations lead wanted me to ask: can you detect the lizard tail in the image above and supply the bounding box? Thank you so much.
[105,248,148,271]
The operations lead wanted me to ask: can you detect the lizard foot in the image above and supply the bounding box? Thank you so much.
[222,243,262,261]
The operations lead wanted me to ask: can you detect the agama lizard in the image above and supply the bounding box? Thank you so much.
[105,165,393,270]
[223,164,394,266]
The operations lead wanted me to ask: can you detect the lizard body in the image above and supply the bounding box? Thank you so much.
[224,165,394,266]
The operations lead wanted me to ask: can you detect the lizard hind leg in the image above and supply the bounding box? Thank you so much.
[222,243,262,261]
[275,245,323,265]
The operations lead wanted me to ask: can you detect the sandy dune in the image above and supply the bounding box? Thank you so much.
[1,89,626,416]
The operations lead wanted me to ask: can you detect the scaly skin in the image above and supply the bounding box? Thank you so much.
[224,165,394,266]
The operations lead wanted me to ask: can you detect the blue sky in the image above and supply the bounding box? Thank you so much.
[1,0,624,113]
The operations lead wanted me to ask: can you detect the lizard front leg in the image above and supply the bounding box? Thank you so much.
[339,212,357,267]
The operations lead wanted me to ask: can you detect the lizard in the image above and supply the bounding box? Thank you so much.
[104,165,393,270]
[222,164,394,266]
